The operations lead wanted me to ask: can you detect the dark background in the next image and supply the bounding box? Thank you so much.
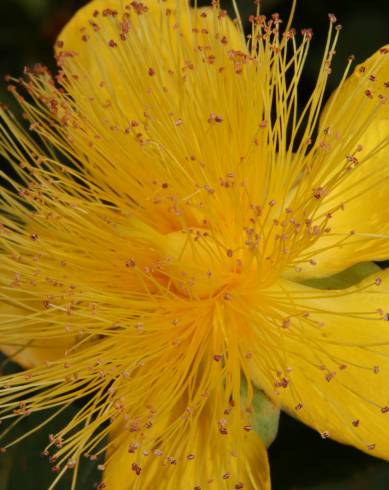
[0,0,389,489]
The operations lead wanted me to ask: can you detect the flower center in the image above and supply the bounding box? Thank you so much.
[160,228,241,298]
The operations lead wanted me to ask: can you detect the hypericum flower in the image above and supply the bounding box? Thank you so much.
[0,0,388,488]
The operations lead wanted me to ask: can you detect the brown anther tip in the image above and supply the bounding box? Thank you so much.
[30,232,38,241]
[148,67,156,76]
[381,406,389,413]
[301,28,313,39]
[213,354,223,362]
[367,443,376,450]
[226,249,233,257]
[281,318,291,329]
[375,277,382,286]
[352,419,360,427]
[208,112,223,124]
[328,13,337,23]
[108,39,117,48]
[131,462,142,475]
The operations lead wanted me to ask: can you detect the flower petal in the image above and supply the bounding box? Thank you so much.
[0,302,74,369]
[320,46,389,133]
[57,0,245,81]
[251,269,389,459]
[290,47,389,280]
[103,399,270,489]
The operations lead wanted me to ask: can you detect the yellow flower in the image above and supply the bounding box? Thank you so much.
[0,0,388,488]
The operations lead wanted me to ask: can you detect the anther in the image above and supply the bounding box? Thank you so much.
[131,463,142,475]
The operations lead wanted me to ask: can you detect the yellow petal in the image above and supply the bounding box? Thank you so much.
[0,303,74,369]
[320,46,389,132]
[297,121,389,279]
[289,47,389,280]
[252,269,389,459]
[103,397,270,489]
[57,0,245,84]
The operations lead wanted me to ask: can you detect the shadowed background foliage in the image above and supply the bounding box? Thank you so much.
[0,0,389,488]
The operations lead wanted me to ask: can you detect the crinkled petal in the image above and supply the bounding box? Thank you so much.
[289,47,389,280]
[251,269,389,459]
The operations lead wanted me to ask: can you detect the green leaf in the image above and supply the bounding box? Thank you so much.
[301,262,381,290]
[252,388,280,447]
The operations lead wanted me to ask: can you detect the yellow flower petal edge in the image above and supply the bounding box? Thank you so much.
[57,0,247,100]
[0,301,75,369]
[287,46,389,280]
[103,397,271,489]
[251,268,389,459]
